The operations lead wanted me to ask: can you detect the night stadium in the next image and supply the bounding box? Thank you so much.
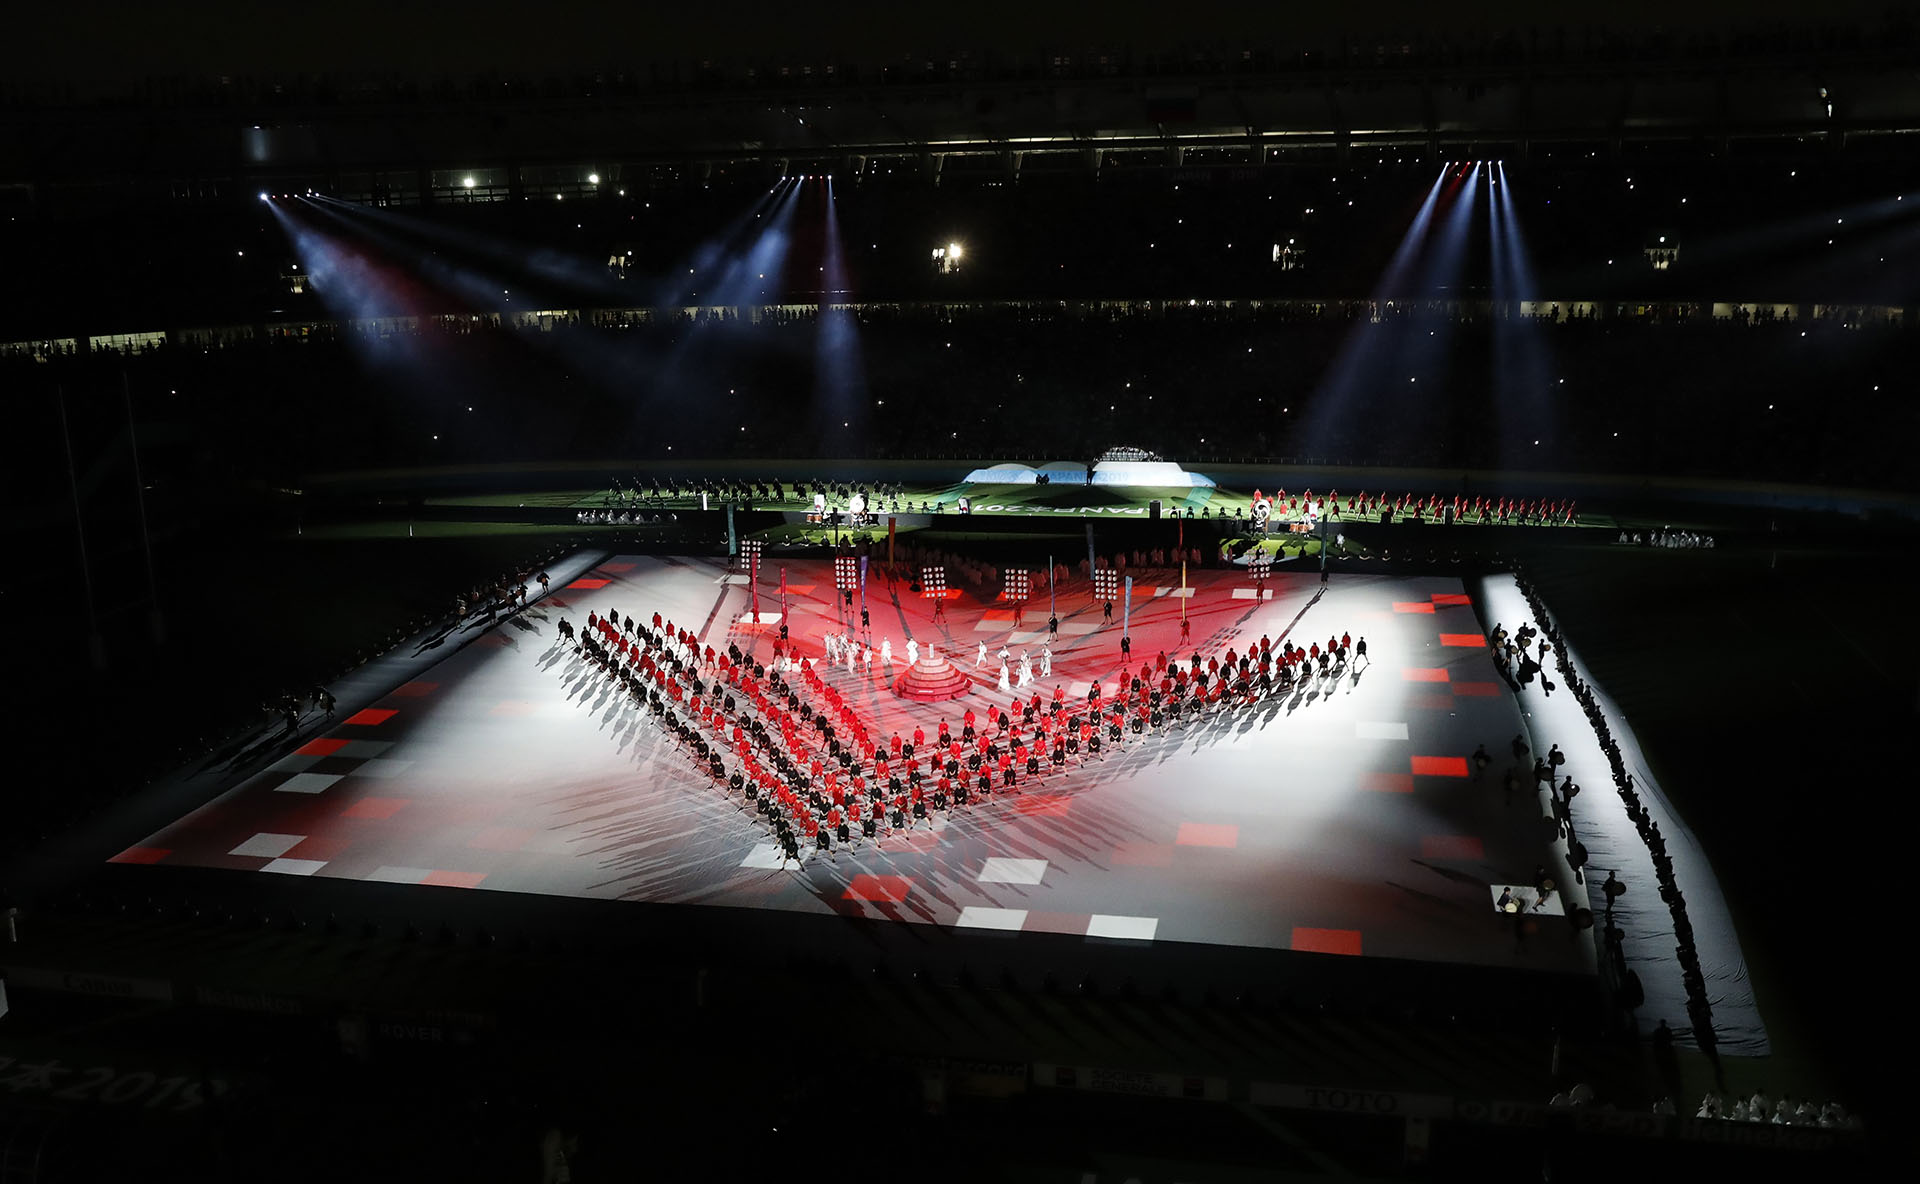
[0,2,1909,1179]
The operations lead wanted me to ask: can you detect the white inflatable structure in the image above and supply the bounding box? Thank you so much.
[1091,460,1216,488]
[964,456,1214,488]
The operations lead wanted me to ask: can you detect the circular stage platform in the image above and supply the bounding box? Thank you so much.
[892,651,973,702]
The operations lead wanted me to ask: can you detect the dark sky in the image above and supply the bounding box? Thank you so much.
[12,0,1913,83]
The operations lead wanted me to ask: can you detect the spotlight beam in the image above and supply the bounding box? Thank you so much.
[309,194,621,304]
[1295,167,1449,456]
[814,175,868,451]
[1489,162,1555,471]
[301,197,511,312]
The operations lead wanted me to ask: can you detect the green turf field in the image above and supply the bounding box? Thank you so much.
[298,520,641,541]
[434,480,1612,530]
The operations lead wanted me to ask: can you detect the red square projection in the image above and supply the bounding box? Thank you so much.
[1011,794,1074,817]
[1363,772,1415,793]
[288,835,352,861]
[1439,634,1486,648]
[1412,755,1470,777]
[388,681,439,698]
[1112,842,1175,867]
[1292,927,1363,956]
[567,578,611,590]
[108,845,171,865]
[844,874,914,904]
[344,708,397,727]
[1401,667,1451,683]
[1450,682,1502,697]
[1431,592,1473,606]
[422,870,488,889]
[783,584,817,596]
[981,609,1017,623]
[297,738,351,756]
[1420,835,1486,860]
[343,797,409,820]
[1176,822,1240,848]
[1392,601,1436,614]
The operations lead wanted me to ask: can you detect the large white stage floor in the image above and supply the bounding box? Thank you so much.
[117,555,1595,977]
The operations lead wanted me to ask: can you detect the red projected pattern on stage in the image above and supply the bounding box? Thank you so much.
[110,564,1552,968]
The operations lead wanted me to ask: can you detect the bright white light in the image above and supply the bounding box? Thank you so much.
[463,177,475,188]
[588,174,600,185]
[948,242,962,259]
[258,192,268,202]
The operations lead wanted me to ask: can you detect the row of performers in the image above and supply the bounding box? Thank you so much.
[1251,490,1577,524]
